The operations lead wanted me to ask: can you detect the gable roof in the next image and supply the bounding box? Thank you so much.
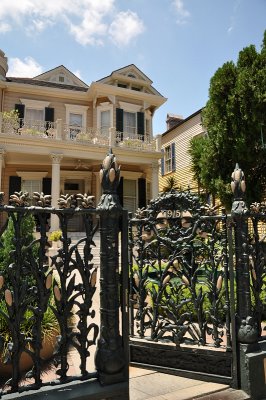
[6,77,88,92]
[33,65,89,88]
[97,64,163,96]
[162,108,203,136]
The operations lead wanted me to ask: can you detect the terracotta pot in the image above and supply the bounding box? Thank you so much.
[0,332,58,377]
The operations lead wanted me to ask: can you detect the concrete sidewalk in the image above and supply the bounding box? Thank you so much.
[129,367,250,400]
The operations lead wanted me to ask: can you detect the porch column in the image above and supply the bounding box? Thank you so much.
[50,153,63,231]
[151,161,159,200]
[84,174,92,195]
[0,148,5,191]
[94,171,101,204]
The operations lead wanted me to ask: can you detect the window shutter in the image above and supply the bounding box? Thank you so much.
[117,176,124,207]
[171,142,176,172]
[137,112,145,141]
[9,176,21,199]
[161,150,165,176]
[45,107,54,131]
[138,178,146,208]
[42,178,52,195]
[116,108,124,140]
[15,104,25,119]
[15,104,25,128]
[45,107,54,122]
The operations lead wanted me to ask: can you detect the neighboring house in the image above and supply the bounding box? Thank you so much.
[0,49,166,231]
[159,109,205,193]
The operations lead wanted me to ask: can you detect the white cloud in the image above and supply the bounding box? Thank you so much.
[73,69,83,80]
[109,11,145,47]
[8,57,43,77]
[0,22,11,33]
[0,0,145,48]
[172,0,190,24]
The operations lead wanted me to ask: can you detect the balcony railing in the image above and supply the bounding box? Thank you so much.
[0,114,160,152]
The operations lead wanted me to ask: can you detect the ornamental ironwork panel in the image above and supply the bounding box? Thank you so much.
[0,192,99,396]
[129,191,233,350]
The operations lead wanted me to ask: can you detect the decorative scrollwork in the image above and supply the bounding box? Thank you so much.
[57,193,75,209]
[9,191,30,207]
[76,193,95,208]
[32,192,52,207]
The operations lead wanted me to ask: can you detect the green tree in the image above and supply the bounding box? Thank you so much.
[162,176,180,192]
[189,31,266,208]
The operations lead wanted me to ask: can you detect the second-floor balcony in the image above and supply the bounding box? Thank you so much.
[0,114,160,152]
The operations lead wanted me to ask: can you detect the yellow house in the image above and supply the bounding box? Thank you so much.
[159,109,205,193]
[0,50,166,231]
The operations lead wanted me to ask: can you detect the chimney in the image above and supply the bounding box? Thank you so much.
[0,50,8,80]
[166,113,183,130]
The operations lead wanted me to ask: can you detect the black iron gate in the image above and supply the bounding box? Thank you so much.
[128,190,237,385]
[128,164,266,393]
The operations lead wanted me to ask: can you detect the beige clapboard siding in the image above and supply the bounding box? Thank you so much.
[3,91,93,127]
[159,111,205,192]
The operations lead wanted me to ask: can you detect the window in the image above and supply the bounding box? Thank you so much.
[65,104,89,140]
[165,146,172,173]
[26,108,44,122]
[59,76,65,83]
[118,83,127,88]
[100,110,111,134]
[123,179,137,213]
[162,143,176,175]
[124,111,137,135]
[69,112,82,139]
[18,99,52,132]
[97,103,113,135]
[117,102,144,139]
[22,180,42,204]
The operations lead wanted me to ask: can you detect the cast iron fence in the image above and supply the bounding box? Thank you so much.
[0,151,129,399]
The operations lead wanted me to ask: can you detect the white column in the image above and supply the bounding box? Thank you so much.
[151,161,159,200]
[50,153,63,231]
[94,172,101,204]
[84,174,92,194]
[0,148,5,191]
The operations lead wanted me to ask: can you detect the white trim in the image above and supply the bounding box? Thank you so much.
[20,99,50,109]
[120,171,143,179]
[16,171,48,180]
[119,101,142,112]
[60,170,92,179]
[65,104,89,128]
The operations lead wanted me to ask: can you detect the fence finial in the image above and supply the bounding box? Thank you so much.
[231,163,246,200]
[97,149,122,211]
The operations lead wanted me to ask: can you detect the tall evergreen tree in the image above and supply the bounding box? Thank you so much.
[189,31,266,208]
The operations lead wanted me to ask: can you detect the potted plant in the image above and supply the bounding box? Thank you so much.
[0,299,59,376]
[49,230,62,248]
[0,214,60,376]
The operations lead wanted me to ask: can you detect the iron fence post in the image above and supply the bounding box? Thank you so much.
[95,150,127,386]
[231,163,259,344]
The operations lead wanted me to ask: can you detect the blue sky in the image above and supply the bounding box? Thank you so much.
[0,0,265,134]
